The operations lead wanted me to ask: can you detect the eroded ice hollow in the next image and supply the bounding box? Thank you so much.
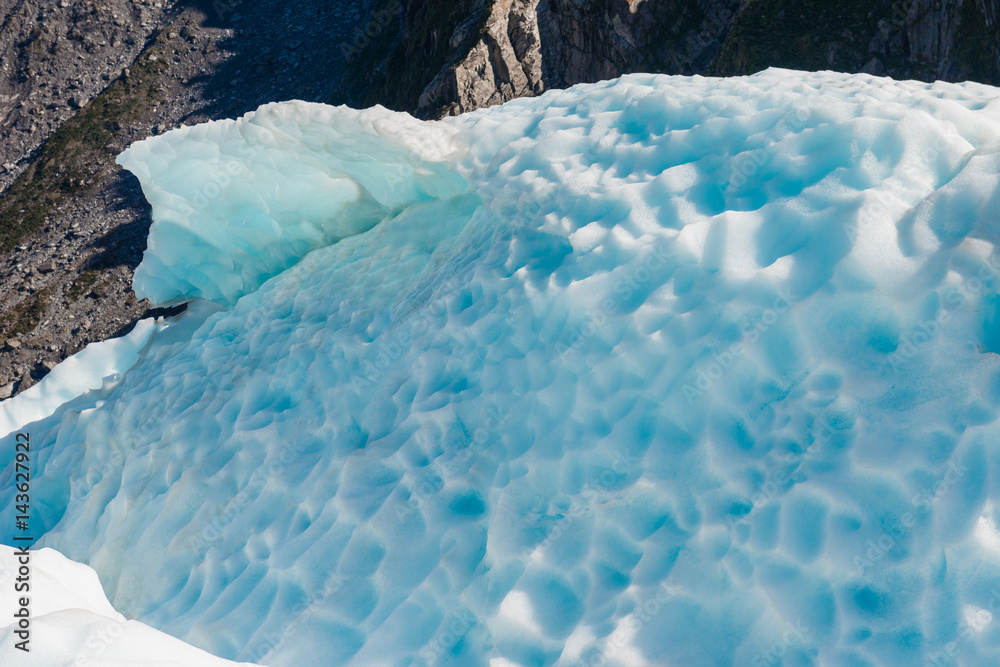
[115,103,470,306]
[4,69,1000,666]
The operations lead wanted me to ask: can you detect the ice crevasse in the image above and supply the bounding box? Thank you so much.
[4,68,1000,665]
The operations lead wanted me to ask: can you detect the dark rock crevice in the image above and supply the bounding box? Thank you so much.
[339,0,999,119]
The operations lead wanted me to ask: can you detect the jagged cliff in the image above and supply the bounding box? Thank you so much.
[337,0,1000,119]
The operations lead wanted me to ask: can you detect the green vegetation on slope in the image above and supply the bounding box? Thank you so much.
[0,31,172,253]
[66,268,102,302]
[0,284,55,336]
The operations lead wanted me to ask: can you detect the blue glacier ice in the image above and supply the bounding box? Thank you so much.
[5,68,1000,665]
[0,545,255,665]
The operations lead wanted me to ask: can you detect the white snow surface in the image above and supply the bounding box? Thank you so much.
[0,319,159,441]
[4,68,1000,665]
[0,546,256,666]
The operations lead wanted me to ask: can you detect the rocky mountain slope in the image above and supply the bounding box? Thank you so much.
[0,0,375,398]
[0,0,997,399]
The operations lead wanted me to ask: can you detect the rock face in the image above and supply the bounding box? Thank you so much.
[0,0,160,192]
[340,0,1000,119]
[417,0,546,116]
[0,0,383,399]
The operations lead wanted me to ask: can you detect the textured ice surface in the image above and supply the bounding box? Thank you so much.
[0,546,254,665]
[0,319,159,440]
[5,69,1000,665]
[0,300,225,440]
[116,104,467,306]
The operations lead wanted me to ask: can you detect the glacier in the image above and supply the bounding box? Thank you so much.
[4,68,1000,665]
[115,104,469,306]
[0,545,256,665]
